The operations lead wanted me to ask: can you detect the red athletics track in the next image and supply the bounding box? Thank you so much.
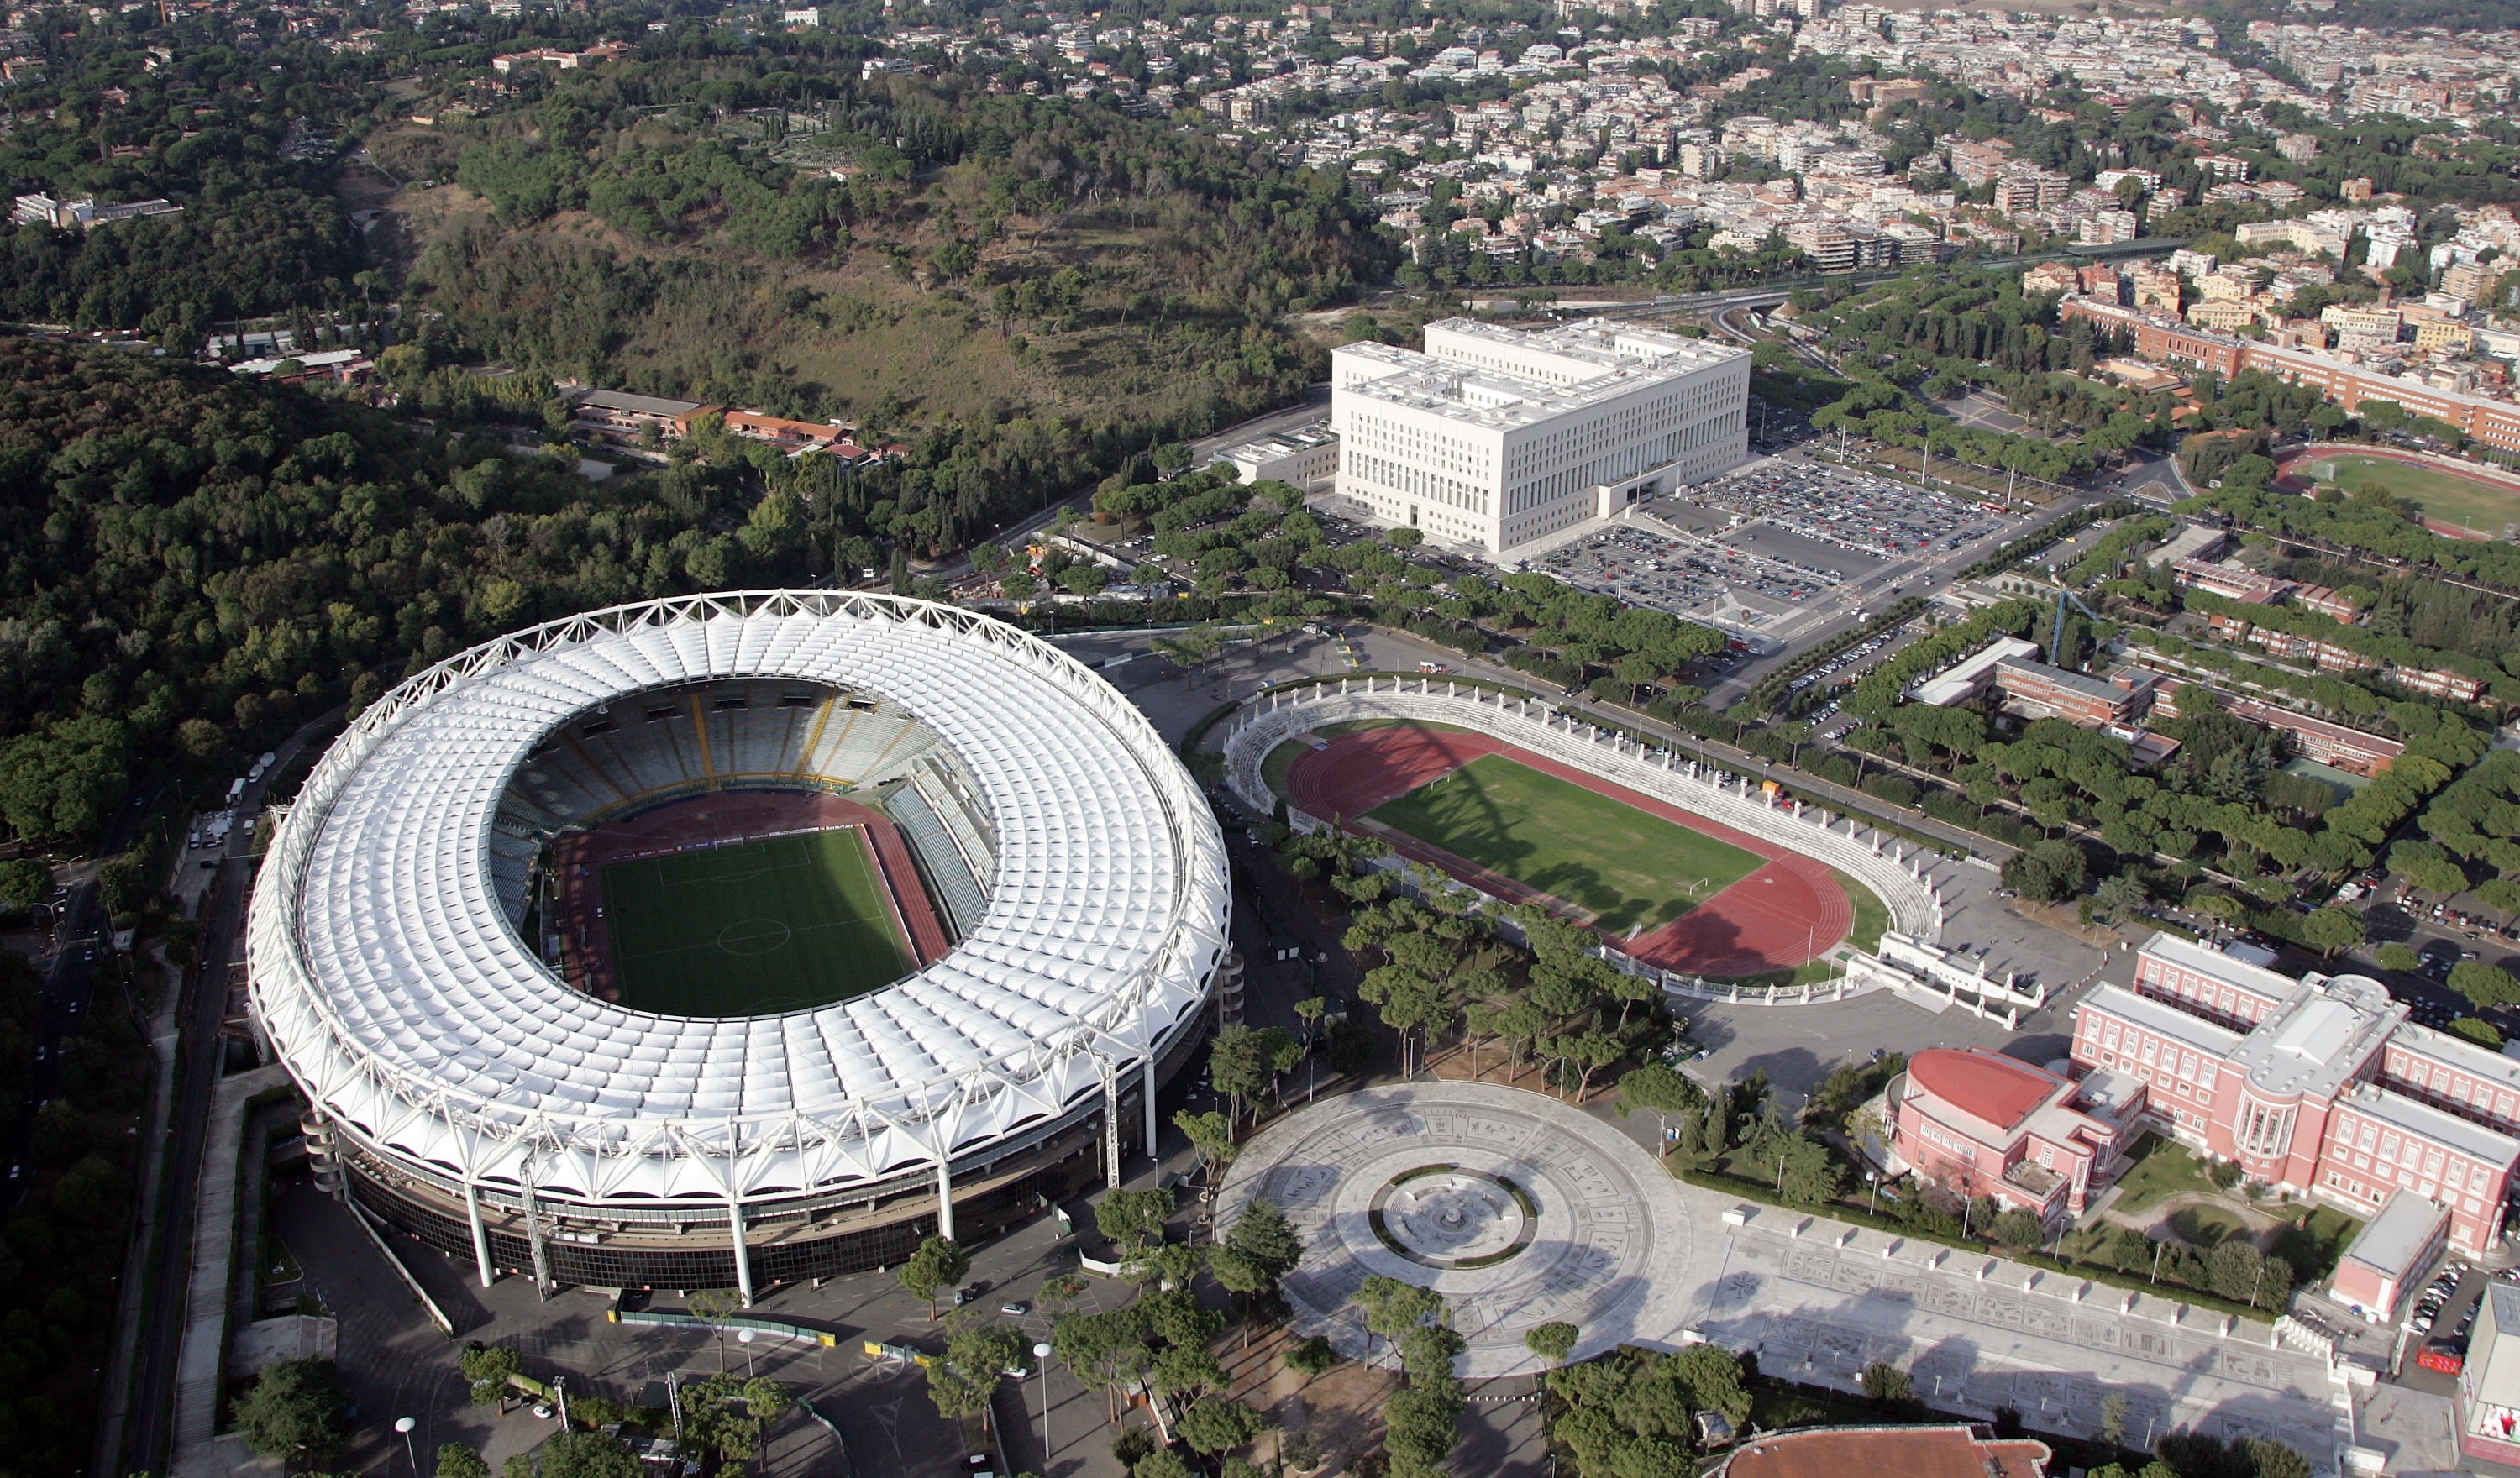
[1286,727,1851,977]
[550,789,951,1002]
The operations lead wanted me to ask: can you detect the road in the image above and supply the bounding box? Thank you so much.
[119,710,342,1478]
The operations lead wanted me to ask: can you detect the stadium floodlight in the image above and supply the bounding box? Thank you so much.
[249,592,1229,1298]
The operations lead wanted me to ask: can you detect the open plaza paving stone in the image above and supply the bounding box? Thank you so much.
[1221,1082,2347,1468]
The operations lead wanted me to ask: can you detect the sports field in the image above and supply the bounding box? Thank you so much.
[597,827,913,1016]
[2313,453,2520,536]
[1367,753,1765,934]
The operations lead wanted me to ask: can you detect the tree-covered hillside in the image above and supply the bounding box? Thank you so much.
[0,340,804,846]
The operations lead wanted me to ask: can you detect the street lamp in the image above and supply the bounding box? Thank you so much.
[1866,1171,1880,1219]
[1032,1340,1054,1465]
[393,1416,417,1476]
[738,1327,756,1380]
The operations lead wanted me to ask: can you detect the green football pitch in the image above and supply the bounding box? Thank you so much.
[2314,453,2520,536]
[596,827,912,1017]
[1366,754,1765,934]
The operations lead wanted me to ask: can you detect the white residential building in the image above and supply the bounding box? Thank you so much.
[1328,318,1750,554]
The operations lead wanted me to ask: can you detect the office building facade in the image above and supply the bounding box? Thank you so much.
[1330,318,1750,553]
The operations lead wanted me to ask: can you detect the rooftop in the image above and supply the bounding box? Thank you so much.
[2140,930,2302,1004]
[1716,1425,2051,1478]
[2339,1188,2448,1280]
[2342,1079,2520,1166]
[1332,317,1745,433]
[1908,1048,2063,1135]
[2227,972,2399,1101]
[2082,983,2249,1059]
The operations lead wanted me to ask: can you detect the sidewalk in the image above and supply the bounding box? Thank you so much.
[170,1063,294,1478]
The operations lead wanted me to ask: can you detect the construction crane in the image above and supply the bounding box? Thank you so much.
[2048,583,2107,669]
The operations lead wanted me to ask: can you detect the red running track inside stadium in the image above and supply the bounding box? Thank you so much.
[1286,727,1851,977]
[549,789,951,1004]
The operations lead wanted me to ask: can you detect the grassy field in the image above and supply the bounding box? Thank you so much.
[598,827,911,1017]
[1838,868,1891,953]
[1368,754,1764,934]
[2315,453,2520,536]
[2108,1134,2219,1215]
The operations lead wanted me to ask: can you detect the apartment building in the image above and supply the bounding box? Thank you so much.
[1329,318,1749,554]
[2063,296,2520,453]
[1992,659,2158,726]
[2070,934,2520,1258]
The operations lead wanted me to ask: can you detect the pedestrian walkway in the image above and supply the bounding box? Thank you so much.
[171,1062,293,1478]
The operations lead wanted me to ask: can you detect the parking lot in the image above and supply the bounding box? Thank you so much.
[1783,621,1923,732]
[1689,461,2010,562]
[1537,521,1845,620]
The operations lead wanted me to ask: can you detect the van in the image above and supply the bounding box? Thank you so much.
[226,778,245,805]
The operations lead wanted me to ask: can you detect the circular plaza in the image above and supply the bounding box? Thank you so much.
[1216,1081,1705,1378]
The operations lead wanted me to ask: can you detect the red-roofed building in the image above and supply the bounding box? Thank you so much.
[1887,1048,2133,1224]
[1714,1425,2051,1478]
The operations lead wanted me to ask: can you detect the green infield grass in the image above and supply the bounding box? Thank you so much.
[2315,453,2520,537]
[1366,753,1764,933]
[597,827,911,1016]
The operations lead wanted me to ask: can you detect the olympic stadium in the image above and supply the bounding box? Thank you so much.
[247,592,1231,1299]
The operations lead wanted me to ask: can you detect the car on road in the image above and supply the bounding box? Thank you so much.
[1000,1300,1031,1318]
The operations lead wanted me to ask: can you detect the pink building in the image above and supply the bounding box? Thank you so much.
[2071,934,2520,1257]
[1888,1049,2135,1225]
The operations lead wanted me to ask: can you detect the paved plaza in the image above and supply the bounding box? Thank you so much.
[1218,1082,1703,1378]
[1222,1082,2349,1469]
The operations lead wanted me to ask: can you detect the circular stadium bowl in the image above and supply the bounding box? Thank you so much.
[248,592,1230,1294]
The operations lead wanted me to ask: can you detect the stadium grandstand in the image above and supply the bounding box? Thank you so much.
[248,593,1230,1299]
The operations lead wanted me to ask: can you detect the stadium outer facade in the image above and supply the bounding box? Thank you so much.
[247,592,1231,1301]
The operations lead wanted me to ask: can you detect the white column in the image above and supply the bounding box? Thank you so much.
[727,1194,755,1308]
[521,1166,552,1301]
[1105,1064,1124,1189]
[1142,1056,1159,1163]
[465,1180,496,1289]
[935,1150,958,1242]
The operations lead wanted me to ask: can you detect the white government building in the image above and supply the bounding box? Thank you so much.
[1329,317,1751,555]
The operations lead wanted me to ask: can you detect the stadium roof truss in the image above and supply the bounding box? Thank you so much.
[248,592,1231,1208]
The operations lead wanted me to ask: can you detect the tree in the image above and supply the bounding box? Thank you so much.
[1210,1024,1299,1128]
[2003,840,2088,903]
[2376,941,2422,972]
[1619,1062,1704,1144]
[1988,1208,2045,1250]
[1860,1359,1914,1408]
[2450,960,2520,1011]
[438,1447,495,1478]
[0,858,50,915]
[2100,1392,2130,1447]
[459,1343,523,1406]
[231,1357,351,1463]
[927,1322,1024,1427]
[2300,907,2364,960]
[899,1235,971,1319]
[1175,1109,1237,1184]
[1225,1198,1301,1279]
[1525,1321,1580,1367]
[1286,1335,1338,1377]
[1176,1397,1265,1454]
[1133,1448,1195,1478]
[1095,1188,1173,1253]
[534,1428,643,1478]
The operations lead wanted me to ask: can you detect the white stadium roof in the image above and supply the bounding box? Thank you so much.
[247,592,1230,1208]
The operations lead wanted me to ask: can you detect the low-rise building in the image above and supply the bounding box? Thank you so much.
[2070,934,2520,1258]
[1714,1424,2050,1478]
[573,390,717,441]
[1992,658,2157,726]
[1888,1048,2134,1224]
[2217,695,2404,776]
[2460,1284,2520,1465]
[1910,636,2042,707]
[2330,1188,2449,1322]
[1215,420,1341,486]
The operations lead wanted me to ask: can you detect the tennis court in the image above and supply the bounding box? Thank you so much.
[597,826,913,1016]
